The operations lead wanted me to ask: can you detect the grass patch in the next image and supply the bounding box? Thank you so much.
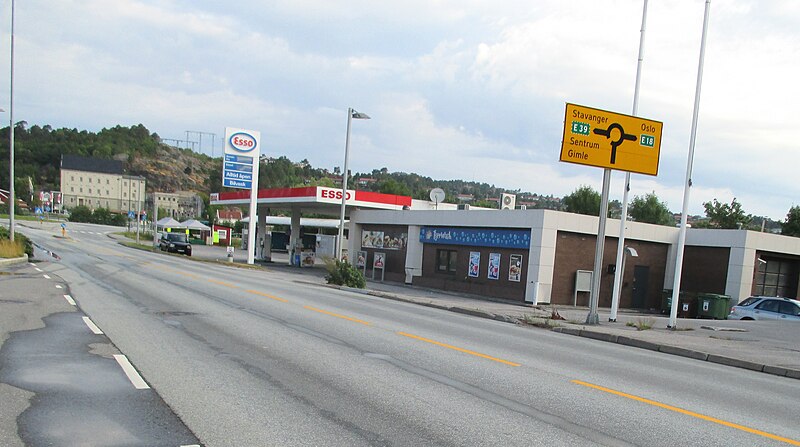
[626,317,655,331]
[120,241,157,251]
[0,239,25,258]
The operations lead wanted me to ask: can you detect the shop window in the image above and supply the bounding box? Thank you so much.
[436,249,458,274]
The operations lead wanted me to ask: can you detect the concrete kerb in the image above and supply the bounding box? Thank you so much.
[0,254,28,267]
[552,325,800,380]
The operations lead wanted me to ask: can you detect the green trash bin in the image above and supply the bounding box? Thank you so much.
[696,293,731,319]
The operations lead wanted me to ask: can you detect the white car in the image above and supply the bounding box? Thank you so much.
[728,296,800,321]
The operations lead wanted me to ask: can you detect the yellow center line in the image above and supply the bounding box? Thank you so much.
[303,306,371,326]
[572,380,800,446]
[246,289,289,303]
[207,279,237,288]
[397,331,521,367]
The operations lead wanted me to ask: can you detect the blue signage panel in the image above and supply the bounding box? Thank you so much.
[224,170,253,181]
[224,162,253,172]
[223,178,252,189]
[224,154,253,163]
[419,227,530,249]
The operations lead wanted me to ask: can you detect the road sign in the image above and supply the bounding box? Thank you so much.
[128,211,135,219]
[560,103,663,176]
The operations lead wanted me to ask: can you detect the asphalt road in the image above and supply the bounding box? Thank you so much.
[7,221,800,446]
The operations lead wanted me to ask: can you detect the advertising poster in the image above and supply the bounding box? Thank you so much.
[362,230,407,250]
[509,254,523,282]
[362,230,384,248]
[373,252,386,269]
[301,250,316,267]
[356,250,367,268]
[488,253,501,280]
[468,252,480,278]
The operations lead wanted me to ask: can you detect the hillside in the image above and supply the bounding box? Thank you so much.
[0,122,555,209]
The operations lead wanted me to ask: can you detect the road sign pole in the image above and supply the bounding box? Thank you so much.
[670,0,711,329]
[587,168,612,325]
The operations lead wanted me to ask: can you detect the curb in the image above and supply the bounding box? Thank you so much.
[552,327,800,380]
[0,254,28,267]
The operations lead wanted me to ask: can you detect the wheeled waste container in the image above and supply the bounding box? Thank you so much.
[696,293,731,319]
[663,290,698,318]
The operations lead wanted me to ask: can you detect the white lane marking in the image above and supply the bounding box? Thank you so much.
[81,316,104,335]
[43,274,51,279]
[30,263,37,267]
[63,295,76,306]
[55,284,63,289]
[34,267,42,272]
[113,354,150,389]
[181,445,201,447]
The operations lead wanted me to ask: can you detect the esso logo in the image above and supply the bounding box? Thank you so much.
[320,189,352,200]
[229,132,257,152]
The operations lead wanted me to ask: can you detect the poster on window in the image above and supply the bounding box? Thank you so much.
[356,250,367,268]
[468,251,480,278]
[509,254,523,282]
[362,229,407,250]
[362,230,384,248]
[487,253,501,280]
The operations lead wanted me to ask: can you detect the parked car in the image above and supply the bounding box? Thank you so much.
[159,232,192,256]
[728,296,800,321]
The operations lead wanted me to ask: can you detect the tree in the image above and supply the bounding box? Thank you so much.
[68,205,93,223]
[378,178,411,196]
[629,192,674,226]
[563,185,600,216]
[702,198,751,229]
[781,206,800,237]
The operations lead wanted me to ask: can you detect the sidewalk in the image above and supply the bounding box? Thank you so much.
[143,240,800,380]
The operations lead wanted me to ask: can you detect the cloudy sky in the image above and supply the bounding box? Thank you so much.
[0,0,797,219]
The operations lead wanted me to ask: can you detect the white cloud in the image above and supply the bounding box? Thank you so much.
[1,0,798,220]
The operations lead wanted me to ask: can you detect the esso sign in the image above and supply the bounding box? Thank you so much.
[229,132,257,152]
[320,189,352,201]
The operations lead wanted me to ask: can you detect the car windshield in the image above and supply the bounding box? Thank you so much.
[167,233,188,243]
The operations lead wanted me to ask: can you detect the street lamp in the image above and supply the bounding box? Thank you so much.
[336,108,370,261]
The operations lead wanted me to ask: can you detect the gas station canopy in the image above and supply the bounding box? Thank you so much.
[210,186,412,214]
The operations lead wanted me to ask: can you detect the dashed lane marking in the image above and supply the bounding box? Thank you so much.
[246,289,289,302]
[572,380,800,446]
[82,316,104,335]
[63,295,76,306]
[304,305,371,326]
[113,354,150,390]
[397,331,521,367]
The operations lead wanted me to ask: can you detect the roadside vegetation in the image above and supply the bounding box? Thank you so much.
[324,258,366,288]
[0,227,33,258]
[626,317,655,331]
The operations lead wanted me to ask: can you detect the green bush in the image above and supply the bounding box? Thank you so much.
[0,226,33,257]
[324,259,366,288]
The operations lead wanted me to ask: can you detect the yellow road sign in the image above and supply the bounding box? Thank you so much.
[560,103,663,176]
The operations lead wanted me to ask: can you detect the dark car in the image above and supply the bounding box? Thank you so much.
[159,232,192,256]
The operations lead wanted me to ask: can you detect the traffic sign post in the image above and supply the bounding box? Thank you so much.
[559,102,662,324]
[560,103,663,176]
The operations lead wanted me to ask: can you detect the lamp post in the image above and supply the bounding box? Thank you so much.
[336,108,370,261]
